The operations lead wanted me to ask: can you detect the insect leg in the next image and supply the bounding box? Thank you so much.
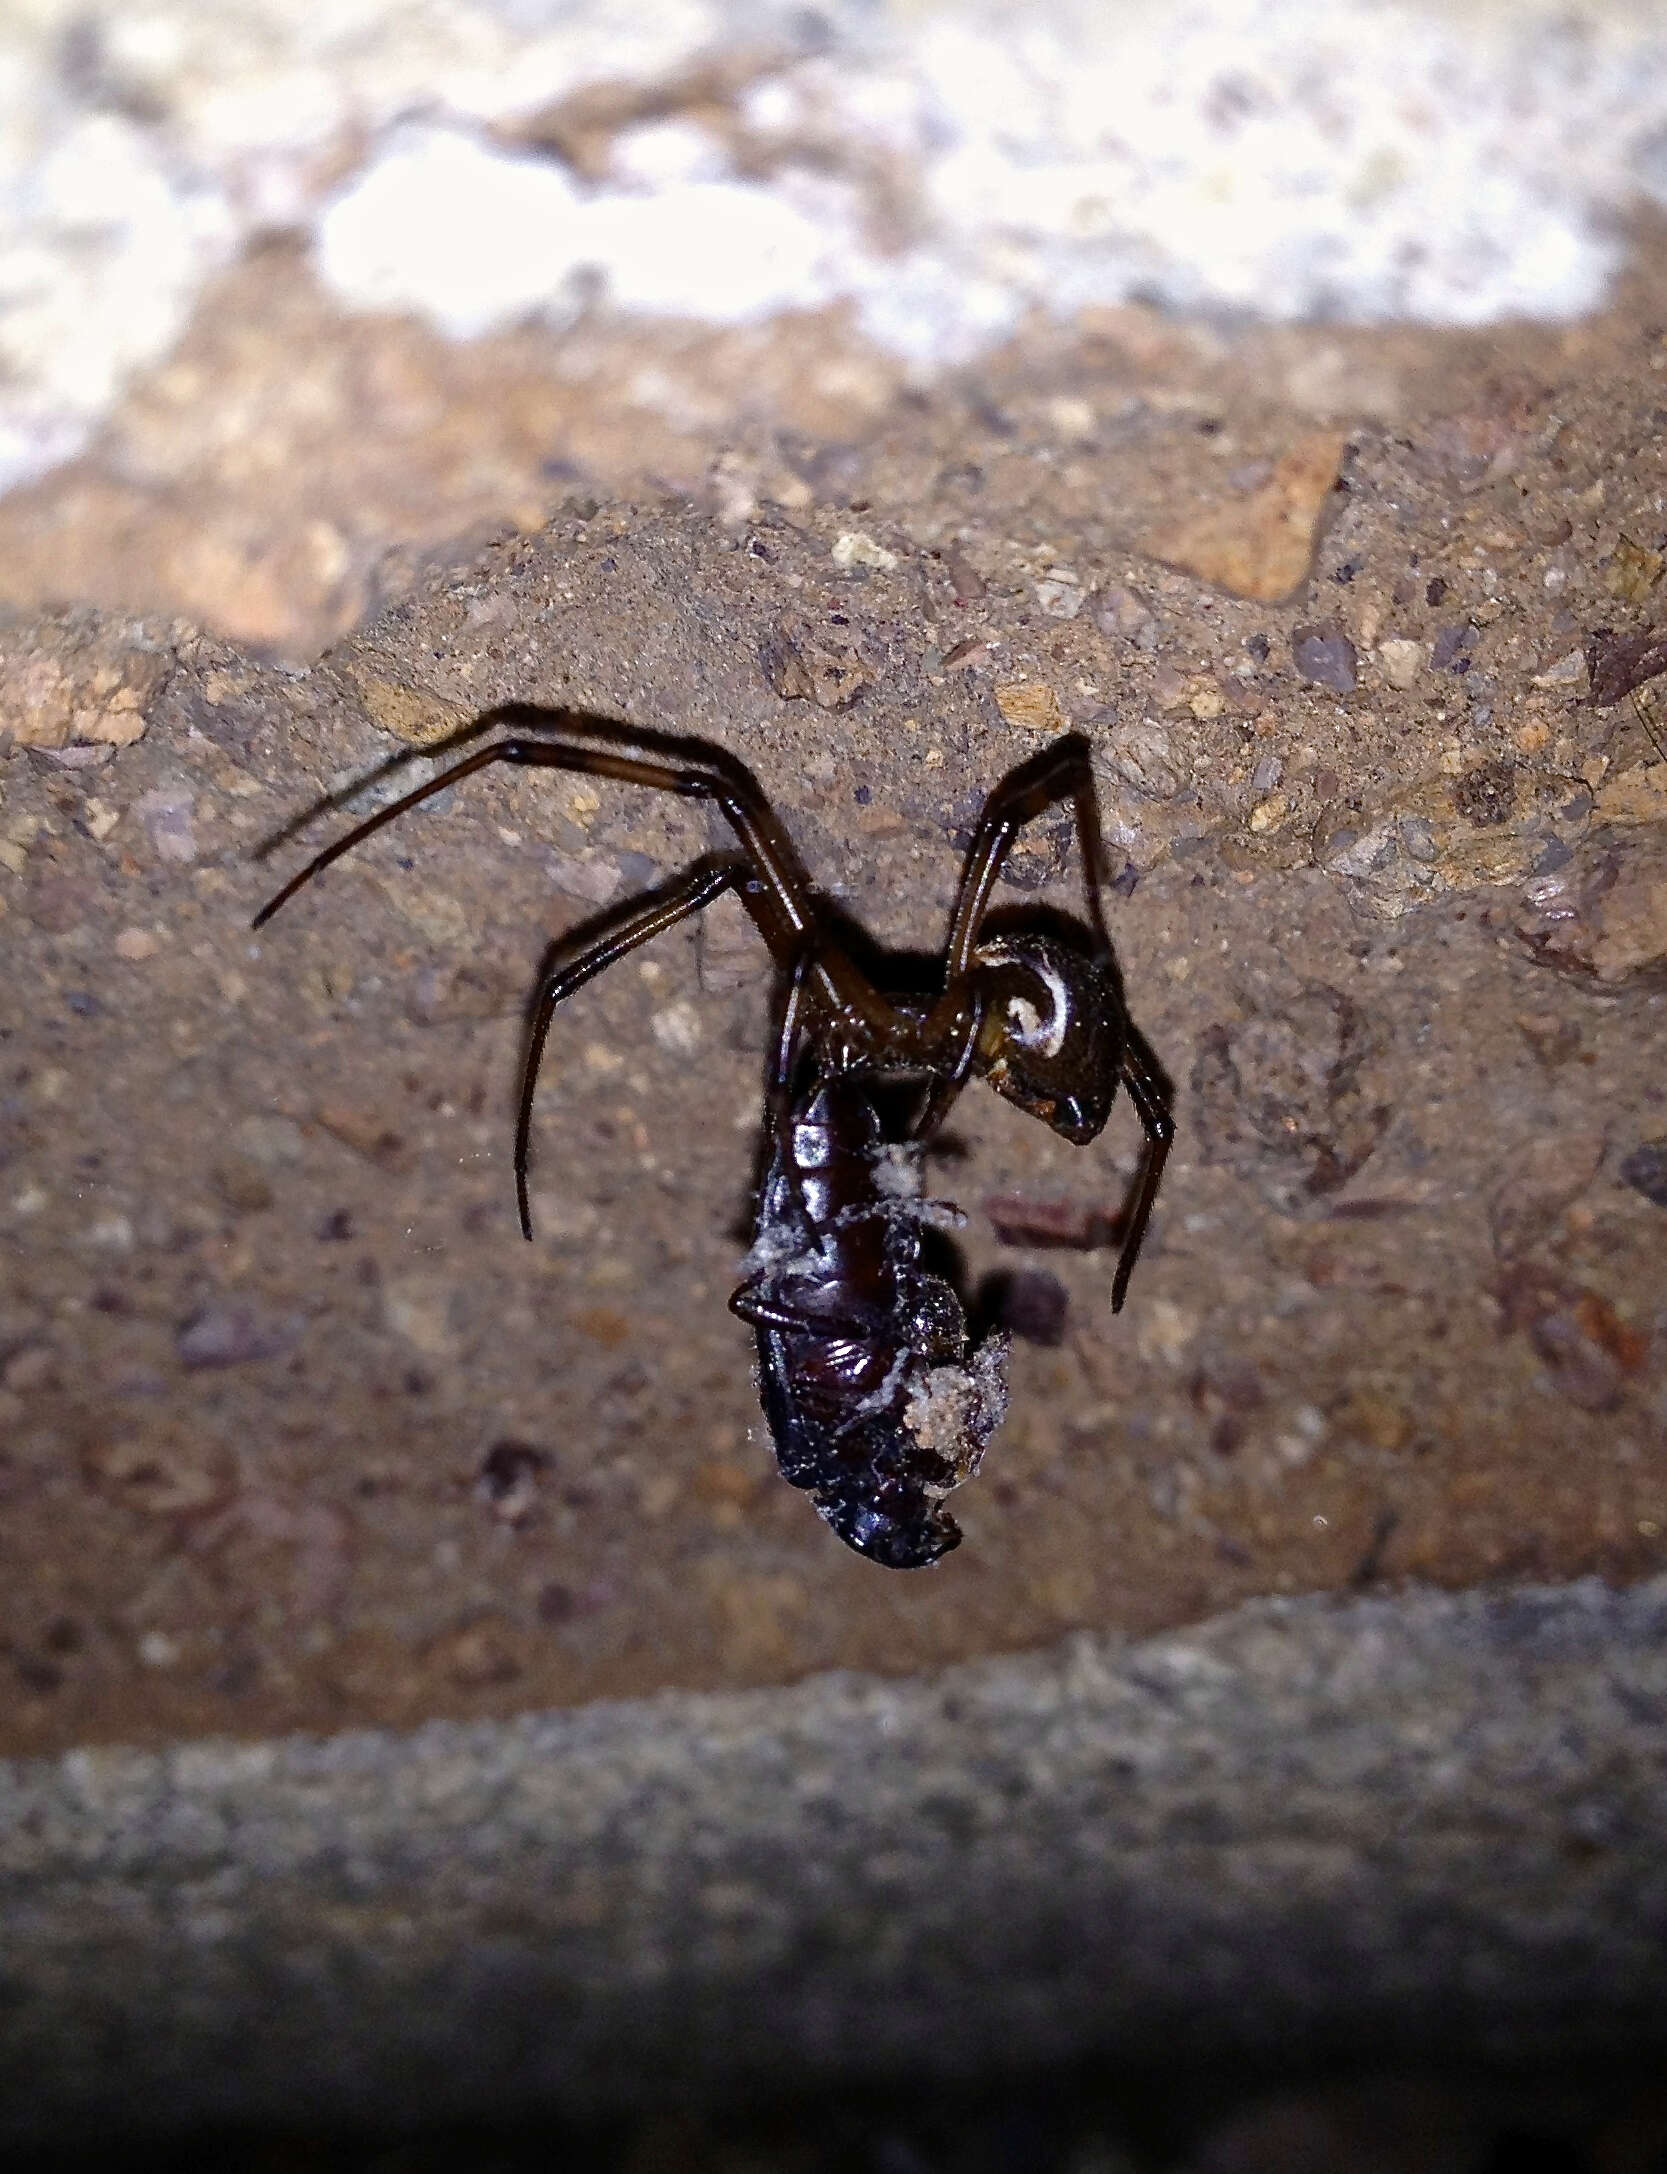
[761,945,828,1240]
[515,853,750,1239]
[1109,1022,1174,1313]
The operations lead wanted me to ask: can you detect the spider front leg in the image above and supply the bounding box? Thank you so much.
[934,730,1174,1311]
[1108,1022,1173,1313]
[942,731,1112,980]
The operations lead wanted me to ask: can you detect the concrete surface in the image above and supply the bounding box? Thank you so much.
[1,1575,1663,2144]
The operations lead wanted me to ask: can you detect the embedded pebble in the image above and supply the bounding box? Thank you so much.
[1100,719,1184,799]
[1604,534,1664,603]
[941,549,985,603]
[177,1303,300,1369]
[1096,586,1156,645]
[213,1156,276,1215]
[432,1617,523,1688]
[233,1114,305,1167]
[2,617,172,749]
[1375,637,1426,689]
[1150,665,1189,712]
[544,849,621,908]
[1152,431,1344,602]
[993,681,1067,736]
[1530,648,1587,688]
[760,617,873,708]
[26,875,89,933]
[651,999,703,1056]
[1291,624,1358,695]
[113,927,158,961]
[1429,623,1478,672]
[133,784,198,865]
[1033,567,1084,619]
[383,1274,462,1361]
[1619,1141,1667,1208]
[831,530,896,574]
[1595,762,1667,828]
[314,1102,412,1171]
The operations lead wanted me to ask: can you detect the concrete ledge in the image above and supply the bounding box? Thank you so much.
[3,1575,1665,2144]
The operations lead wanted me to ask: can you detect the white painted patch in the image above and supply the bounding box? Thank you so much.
[7,0,1667,494]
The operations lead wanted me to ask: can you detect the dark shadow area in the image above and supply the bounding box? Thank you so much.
[5,2059,1666,2174]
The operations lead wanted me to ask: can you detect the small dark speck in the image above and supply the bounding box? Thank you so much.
[1111,862,1141,898]
[1619,1140,1667,1208]
[854,783,872,805]
[396,855,415,872]
[746,538,771,560]
[599,554,618,573]
[1333,560,1359,585]
[829,611,850,625]
[1426,576,1448,605]
[1430,622,1477,671]
[403,1368,432,1395]
[316,1208,354,1241]
[65,991,99,1017]
[1245,633,1270,662]
[1197,416,1223,436]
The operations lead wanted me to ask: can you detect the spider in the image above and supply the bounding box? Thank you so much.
[255,710,1173,1568]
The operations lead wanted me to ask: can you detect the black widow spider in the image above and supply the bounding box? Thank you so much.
[254,709,1172,1569]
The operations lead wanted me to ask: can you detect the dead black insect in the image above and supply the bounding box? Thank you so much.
[254,710,1172,1569]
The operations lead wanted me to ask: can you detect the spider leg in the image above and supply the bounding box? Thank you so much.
[253,710,818,964]
[515,853,751,1239]
[253,706,921,1053]
[942,732,1110,978]
[1109,1021,1174,1314]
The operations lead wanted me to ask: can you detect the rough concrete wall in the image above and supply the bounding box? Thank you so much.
[2,392,1665,1750]
[0,1577,1663,2143]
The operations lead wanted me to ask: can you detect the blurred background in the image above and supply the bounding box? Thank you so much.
[4,0,1667,655]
